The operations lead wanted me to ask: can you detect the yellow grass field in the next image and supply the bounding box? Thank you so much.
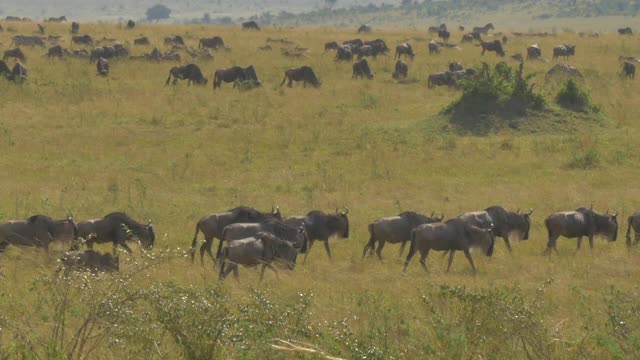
[1,21,640,359]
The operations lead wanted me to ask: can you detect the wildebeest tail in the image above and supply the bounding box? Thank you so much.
[362,224,375,257]
[626,216,633,248]
[190,222,201,261]
[279,73,288,87]
[406,229,417,262]
[165,69,173,85]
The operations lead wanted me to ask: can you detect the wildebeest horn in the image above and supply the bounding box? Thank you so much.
[613,211,619,217]
[605,209,609,214]
[516,208,521,214]
[430,211,435,217]
[147,219,152,226]
[343,207,349,215]
[527,208,533,215]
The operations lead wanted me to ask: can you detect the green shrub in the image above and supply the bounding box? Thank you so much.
[556,78,599,113]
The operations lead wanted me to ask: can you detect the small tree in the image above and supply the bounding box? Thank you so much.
[146,4,171,22]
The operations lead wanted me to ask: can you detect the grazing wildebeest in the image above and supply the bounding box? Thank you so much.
[3,48,26,63]
[335,45,353,61]
[257,45,272,51]
[364,211,444,259]
[403,218,494,274]
[71,22,79,34]
[356,45,383,60]
[428,24,447,34]
[449,61,463,71]
[428,40,440,54]
[219,232,300,281]
[473,23,494,35]
[502,35,508,44]
[544,208,618,255]
[96,57,109,76]
[428,72,453,88]
[11,35,45,47]
[220,221,308,256]
[71,34,93,46]
[483,207,532,252]
[163,35,184,46]
[478,40,505,56]
[191,206,282,264]
[392,59,409,80]
[46,45,66,58]
[77,212,155,254]
[47,16,67,22]
[126,20,135,29]
[283,208,349,261]
[213,65,260,89]
[199,36,225,50]
[358,24,371,33]
[461,34,474,43]
[510,53,524,62]
[134,37,150,45]
[280,66,322,88]
[395,43,414,60]
[438,28,451,42]
[352,59,374,79]
[10,62,27,81]
[36,24,45,35]
[89,44,128,63]
[622,61,635,79]
[0,215,78,257]
[343,39,363,50]
[166,64,208,86]
[324,41,339,51]
[60,250,119,274]
[459,25,465,31]
[242,21,260,30]
[364,39,389,53]
[618,27,633,35]
[552,44,576,60]
[527,44,542,60]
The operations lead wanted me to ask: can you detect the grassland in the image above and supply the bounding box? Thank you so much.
[1,22,640,358]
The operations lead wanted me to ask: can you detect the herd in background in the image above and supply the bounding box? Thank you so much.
[0,18,637,88]
[0,204,639,280]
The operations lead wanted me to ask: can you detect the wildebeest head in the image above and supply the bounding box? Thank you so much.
[513,208,533,240]
[271,205,282,219]
[598,211,618,241]
[140,221,155,249]
[257,231,299,270]
[332,207,350,238]
[465,223,495,256]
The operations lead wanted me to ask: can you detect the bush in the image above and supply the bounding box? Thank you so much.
[556,78,599,113]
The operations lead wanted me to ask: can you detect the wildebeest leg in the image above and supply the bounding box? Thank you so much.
[323,240,332,259]
[362,240,373,258]
[574,236,582,254]
[375,239,385,260]
[636,231,640,246]
[119,241,133,254]
[399,240,408,258]
[199,237,213,265]
[503,235,513,253]
[0,241,9,255]
[463,249,477,275]
[419,249,429,272]
[588,235,594,250]
[446,250,456,273]
[303,240,314,264]
[259,263,278,282]
[545,234,559,255]
[288,79,293,88]
[215,237,225,261]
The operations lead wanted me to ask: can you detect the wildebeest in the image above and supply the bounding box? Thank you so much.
[428,24,447,34]
[242,21,260,30]
[46,16,67,22]
[280,66,321,88]
[335,45,353,61]
[356,45,382,60]
[71,34,93,46]
[60,250,119,274]
[199,36,225,50]
[510,53,524,62]
[552,44,576,60]
[352,59,374,79]
[126,20,135,29]
[77,212,155,254]
[213,65,260,89]
[478,40,505,56]
[166,64,208,86]
[96,57,109,76]
[11,35,45,47]
[220,221,308,257]
[395,43,414,60]
[438,28,451,42]
[10,62,27,81]
[36,24,45,35]
[428,40,440,54]
[449,61,463,71]
[527,44,542,60]
[257,45,272,51]
[364,39,389,53]
[358,24,372,33]
[71,21,79,34]
[46,45,66,58]
[483,207,532,252]
[163,35,184,47]
[403,218,494,274]
[283,208,349,260]
[473,23,495,35]
[618,27,633,35]
[343,38,363,49]
[89,44,128,63]
[428,72,453,88]
[324,41,338,51]
[461,34,474,43]
[392,59,408,80]
[626,212,640,247]
[219,232,299,281]
[622,61,636,79]
[544,208,618,255]
[0,215,78,257]
[0,60,10,78]
[3,48,26,63]
[134,37,150,45]
[364,211,443,259]
[191,206,282,264]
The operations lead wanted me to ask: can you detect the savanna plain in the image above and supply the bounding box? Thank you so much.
[1,20,640,359]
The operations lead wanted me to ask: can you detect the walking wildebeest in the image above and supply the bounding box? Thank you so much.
[358,24,372,33]
[552,44,576,60]
[527,44,542,60]
[544,208,618,255]
[449,61,463,71]
[71,34,93,46]
[618,27,633,35]
[96,57,109,76]
[3,48,26,63]
[283,208,349,261]
[461,34,474,43]
[220,221,308,256]
[199,36,225,50]
[473,23,495,35]
[335,45,353,61]
[77,212,155,254]
[165,64,208,86]
[438,28,451,42]
[352,59,374,79]
[60,250,119,274]
[428,40,440,54]
[483,206,532,252]
[134,37,150,45]
[219,232,300,281]
[356,45,382,60]
[46,16,67,22]
[164,35,184,47]
[11,35,45,47]
[280,66,322,88]
[126,20,135,29]
[403,218,494,274]
[392,59,408,80]
[71,22,79,34]
[0,215,78,257]
[364,211,444,259]
[622,61,635,79]
[213,65,260,89]
[46,45,66,58]
[242,21,260,30]
[324,41,338,51]
[395,43,414,60]
[191,206,281,264]
[478,40,505,56]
